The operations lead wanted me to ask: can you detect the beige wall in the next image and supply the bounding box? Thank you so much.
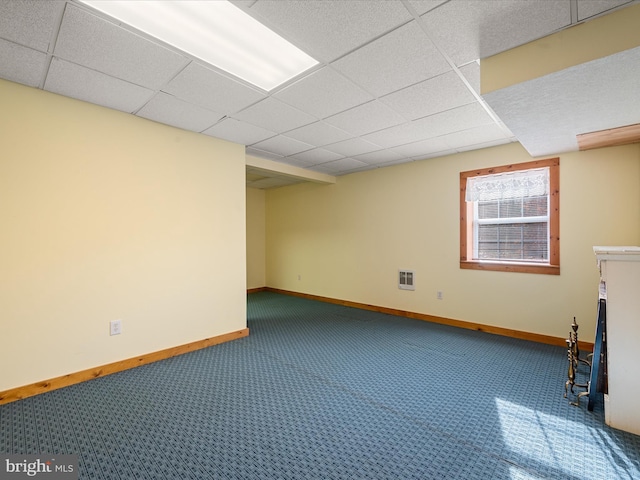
[246,187,266,289]
[266,142,640,341]
[0,79,247,392]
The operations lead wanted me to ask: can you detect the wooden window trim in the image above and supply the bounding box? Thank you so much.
[460,158,559,275]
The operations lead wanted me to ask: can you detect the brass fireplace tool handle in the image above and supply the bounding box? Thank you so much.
[564,317,589,406]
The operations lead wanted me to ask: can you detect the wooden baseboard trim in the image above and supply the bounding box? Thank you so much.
[265,287,594,351]
[0,328,249,406]
[247,287,267,294]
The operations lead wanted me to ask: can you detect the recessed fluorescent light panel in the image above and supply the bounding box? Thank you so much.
[79,0,318,91]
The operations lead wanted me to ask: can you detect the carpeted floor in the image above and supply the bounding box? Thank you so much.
[2,291,639,479]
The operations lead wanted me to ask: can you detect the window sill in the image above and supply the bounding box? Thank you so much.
[460,260,560,275]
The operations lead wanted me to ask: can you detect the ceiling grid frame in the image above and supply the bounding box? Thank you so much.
[0,0,637,187]
[37,1,66,90]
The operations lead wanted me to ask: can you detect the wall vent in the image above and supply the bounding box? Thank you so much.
[398,270,415,290]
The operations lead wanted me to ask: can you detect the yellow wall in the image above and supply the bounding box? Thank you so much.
[0,79,247,392]
[246,187,266,289]
[266,142,640,341]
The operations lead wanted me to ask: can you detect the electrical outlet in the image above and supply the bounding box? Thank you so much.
[110,319,122,336]
[436,291,444,300]
[298,274,301,281]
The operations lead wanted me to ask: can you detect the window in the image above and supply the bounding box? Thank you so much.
[460,158,559,275]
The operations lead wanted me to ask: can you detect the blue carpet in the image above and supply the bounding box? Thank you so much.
[2,291,639,479]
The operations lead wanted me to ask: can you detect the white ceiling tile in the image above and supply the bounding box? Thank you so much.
[54,4,188,90]
[163,62,266,115]
[229,1,260,10]
[0,0,65,52]
[0,39,47,87]
[361,121,430,149]
[276,157,318,169]
[407,0,450,15]
[455,138,514,153]
[246,147,285,162]
[287,148,344,165]
[442,123,510,150]
[332,21,451,97]
[136,93,224,133]
[412,148,457,160]
[274,67,373,119]
[203,118,275,145]
[418,101,497,133]
[285,122,352,147]
[375,158,421,169]
[252,135,315,157]
[353,149,405,165]
[44,58,153,113]
[247,0,412,62]
[268,157,299,168]
[421,0,572,65]
[324,100,407,136]
[459,62,481,95]
[497,121,516,139]
[363,102,494,148]
[389,136,451,157]
[323,138,383,157]
[310,158,369,175]
[232,97,316,133]
[380,71,477,121]
[577,0,632,20]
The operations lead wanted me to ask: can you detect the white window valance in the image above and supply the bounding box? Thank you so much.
[466,167,549,202]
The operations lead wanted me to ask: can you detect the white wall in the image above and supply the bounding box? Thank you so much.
[0,79,247,391]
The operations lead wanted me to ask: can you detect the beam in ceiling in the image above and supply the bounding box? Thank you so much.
[480,3,640,95]
[246,155,336,185]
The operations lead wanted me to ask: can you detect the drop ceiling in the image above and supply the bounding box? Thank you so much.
[0,0,638,189]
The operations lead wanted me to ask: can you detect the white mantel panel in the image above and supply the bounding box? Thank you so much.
[594,246,640,435]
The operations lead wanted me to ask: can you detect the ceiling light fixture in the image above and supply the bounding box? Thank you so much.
[78,0,318,91]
